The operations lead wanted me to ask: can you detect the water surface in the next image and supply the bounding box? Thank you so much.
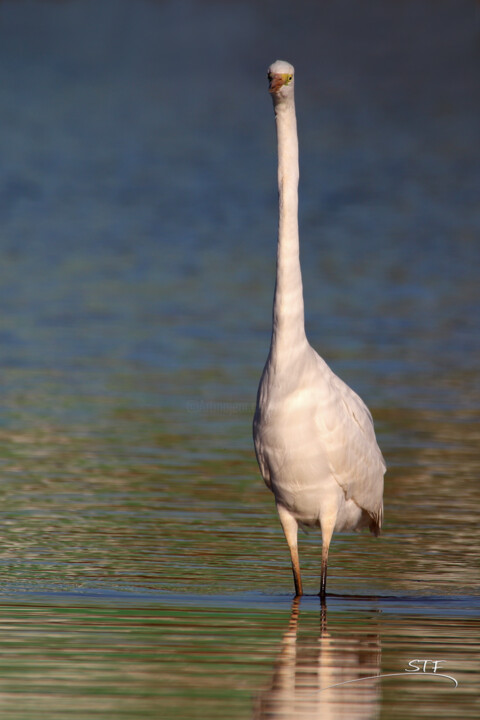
[0,0,478,717]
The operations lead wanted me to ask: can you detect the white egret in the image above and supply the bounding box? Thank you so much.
[253,60,386,598]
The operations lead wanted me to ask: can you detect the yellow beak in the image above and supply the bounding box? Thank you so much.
[269,73,289,94]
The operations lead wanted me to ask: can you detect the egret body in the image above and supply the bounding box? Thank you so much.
[253,60,386,597]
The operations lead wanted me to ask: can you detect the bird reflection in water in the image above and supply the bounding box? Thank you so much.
[254,598,381,720]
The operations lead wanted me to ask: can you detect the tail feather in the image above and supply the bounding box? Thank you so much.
[369,503,383,537]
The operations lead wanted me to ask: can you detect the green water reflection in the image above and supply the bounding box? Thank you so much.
[0,381,477,718]
[0,381,477,599]
[0,600,476,719]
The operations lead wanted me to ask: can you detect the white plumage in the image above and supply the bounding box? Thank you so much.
[253,60,386,597]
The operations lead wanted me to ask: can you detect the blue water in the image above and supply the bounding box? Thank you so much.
[0,0,478,717]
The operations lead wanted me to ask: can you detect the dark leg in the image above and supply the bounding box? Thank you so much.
[319,542,329,598]
[291,544,303,597]
[319,519,334,598]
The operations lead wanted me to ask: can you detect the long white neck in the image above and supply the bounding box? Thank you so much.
[270,89,306,362]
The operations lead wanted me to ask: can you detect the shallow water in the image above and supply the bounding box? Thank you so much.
[0,0,478,717]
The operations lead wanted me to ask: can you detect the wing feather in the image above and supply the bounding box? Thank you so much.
[314,356,385,527]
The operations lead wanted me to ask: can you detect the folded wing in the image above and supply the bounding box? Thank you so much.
[314,357,386,530]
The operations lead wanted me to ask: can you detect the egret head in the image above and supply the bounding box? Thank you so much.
[267,60,294,97]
